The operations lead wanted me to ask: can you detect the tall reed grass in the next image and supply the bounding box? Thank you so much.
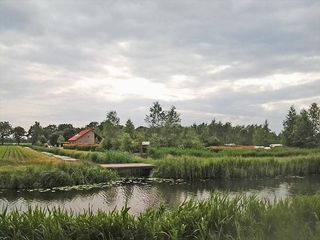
[0,163,118,189]
[152,155,320,180]
[1,193,320,239]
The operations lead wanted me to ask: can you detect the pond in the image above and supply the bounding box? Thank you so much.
[1,175,320,215]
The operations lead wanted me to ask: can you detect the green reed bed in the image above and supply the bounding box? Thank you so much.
[1,193,320,240]
[151,154,320,180]
[217,147,320,158]
[0,163,118,189]
[150,147,320,159]
[31,146,135,164]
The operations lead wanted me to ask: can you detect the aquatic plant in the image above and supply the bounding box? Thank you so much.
[152,155,320,180]
[0,193,320,239]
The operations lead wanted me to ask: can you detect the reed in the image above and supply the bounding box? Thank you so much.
[1,193,320,239]
[151,154,320,180]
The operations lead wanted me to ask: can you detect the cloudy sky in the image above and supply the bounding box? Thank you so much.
[0,0,319,132]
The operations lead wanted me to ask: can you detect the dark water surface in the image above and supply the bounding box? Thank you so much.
[1,176,320,215]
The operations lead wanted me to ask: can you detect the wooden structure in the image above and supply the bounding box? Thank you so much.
[64,128,98,145]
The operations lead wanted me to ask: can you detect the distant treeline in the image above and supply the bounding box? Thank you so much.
[1,102,319,149]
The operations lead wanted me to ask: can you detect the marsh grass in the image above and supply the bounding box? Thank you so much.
[1,193,320,239]
[152,155,320,180]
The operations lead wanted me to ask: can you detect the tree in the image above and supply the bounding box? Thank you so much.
[57,135,65,147]
[57,124,77,140]
[292,109,315,148]
[101,111,121,149]
[164,106,181,127]
[308,103,320,137]
[12,126,26,145]
[145,102,166,128]
[28,122,45,145]
[106,111,120,126]
[0,121,12,145]
[86,121,99,129]
[282,106,298,146]
[124,119,135,138]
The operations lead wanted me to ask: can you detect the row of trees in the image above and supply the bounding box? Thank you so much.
[1,102,319,149]
[0,122,80,146]
[93,102,280,151]
[282,103,320,148]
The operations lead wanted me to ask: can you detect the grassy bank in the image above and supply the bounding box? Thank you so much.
[31,146,136,164]
[0,146,118,189]
[152,154,320,180]
[1,193,320,239]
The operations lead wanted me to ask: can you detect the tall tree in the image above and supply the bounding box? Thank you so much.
[282,105,298,146]
[145,102,166,128]
[106,111,120,126]
[292,109,315,147]
[0,121,12,145]
[308,103,320,136]
[124,119,135,138]
[164,106,181,127]
[12,126,26,145]
[28,122,45,145]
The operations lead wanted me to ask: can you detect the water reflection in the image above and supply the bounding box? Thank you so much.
[1,175,320,215]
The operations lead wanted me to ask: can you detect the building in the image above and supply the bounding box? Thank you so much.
[65,128,97,145]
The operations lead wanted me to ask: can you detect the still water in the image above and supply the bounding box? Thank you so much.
[1,176,320,215]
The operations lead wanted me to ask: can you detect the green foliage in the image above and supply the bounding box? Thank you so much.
[0,121,12,145]
[1,194,320,239]
[282,103,320,148]
[145,101,166,128]
[57,135,65,146]
[12,126,26,145]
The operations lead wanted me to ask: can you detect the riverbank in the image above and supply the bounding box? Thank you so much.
[0,146,118,189]
[1,193,320,239]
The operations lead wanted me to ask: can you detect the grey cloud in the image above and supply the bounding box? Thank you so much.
[0,0,319,132]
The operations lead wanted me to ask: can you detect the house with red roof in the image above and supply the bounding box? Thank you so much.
[65,128,98,145]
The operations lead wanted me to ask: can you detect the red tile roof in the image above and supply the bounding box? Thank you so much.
[68,128,92,142]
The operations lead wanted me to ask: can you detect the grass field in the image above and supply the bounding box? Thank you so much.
[1,193,320,239]
[0,146,118,189]
[30,146,137,164]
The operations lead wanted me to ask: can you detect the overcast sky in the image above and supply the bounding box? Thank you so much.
[0,0,319,132]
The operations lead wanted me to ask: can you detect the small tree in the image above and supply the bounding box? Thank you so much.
[57,135,65,147]
[12,126,26,145]
[124,119,135,138]
[0,121,12,145]
[145,102,166,128]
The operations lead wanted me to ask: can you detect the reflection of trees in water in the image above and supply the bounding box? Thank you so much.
[100,187,119,205]
[287,175,320,195]
[2,176,320,214]
[1,188,102,201]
